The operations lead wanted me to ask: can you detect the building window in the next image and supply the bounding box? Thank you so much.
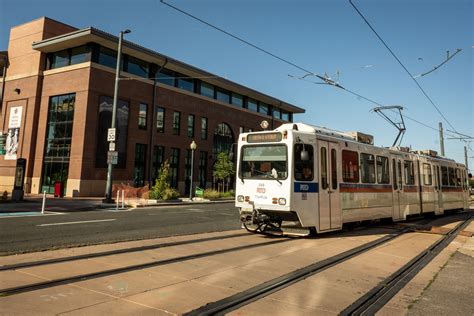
[152,145,164,185]
[404,160,415,185]
[216,88,230,103]
[231,93,243,107]
[281,111,290,122]
[247,99,258,112]
[50,49,70,69]
[138,103,147,129]
[172,111,181,135]
[342,150,359,183]
[169,148,180,188]
[156,107,165,133]
[157,68,175,86]
[134,144,147,187]
[98,46,118,69]
[423,163,432,185]
[177,76,195,92]
[41,93,76,194]
[201,117,208,140]
[95,96,129,168]
[273,108,281,119]
[187,114,195,137]
[184,149,192,195]
[70,45,90,65]
[48,45,91,70]
[213,123,234,155]
[199,151,208,188]
[376,156,390,184]
[200,82,214,98]
[258,103,269,115]
[126,55,149,78]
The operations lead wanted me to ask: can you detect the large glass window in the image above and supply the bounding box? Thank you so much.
[199,151,208,188]
[50,49,70,69]
[376,156,390,184]
[70,45,90,65]
[247,99,258,112]
[157,69,175,86]
[98,46,117,69]
[213,123,234,155]
[95,96,129,168]
[187,114,195,137]
[404,160,415,185]
[423,163,432,185]
[201,117,208,140]
[342,150,359,183]
[41,93,75,194]
[241,145,287,180]
[294,144,314,181]
[361,154,376,184]
[281,111,290,122]
[216,88,230,103]
[152,145,164,185]
[273,108,281,119]
[127,56,149,78]
[134,144,147,187]
[177,76,195,92]
[200,82,214,98]
[156,107,165,133]
[258,103,269,115]
[138,103,147,130]
[169,148,180,188]
[172,111,180,135]
[231,93,243,107]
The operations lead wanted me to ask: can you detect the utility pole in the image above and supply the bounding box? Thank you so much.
[439,122,445,156]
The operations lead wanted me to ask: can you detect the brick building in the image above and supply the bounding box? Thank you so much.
[0,17,304,197]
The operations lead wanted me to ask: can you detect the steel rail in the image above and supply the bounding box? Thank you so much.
[0,232,249,272]
[0,238,292,297]
[185,227,412,315]
[340,214,473,316]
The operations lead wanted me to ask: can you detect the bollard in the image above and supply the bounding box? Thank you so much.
[121,190,124,209]
[41,190,46,214]
[116,191,119,211]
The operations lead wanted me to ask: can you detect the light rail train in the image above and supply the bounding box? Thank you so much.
[235,123,471,234]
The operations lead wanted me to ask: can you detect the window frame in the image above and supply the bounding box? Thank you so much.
[360,153,376,184]
[342,150,359,183]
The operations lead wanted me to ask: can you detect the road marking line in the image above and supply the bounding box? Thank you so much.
[37,219,116,226]
[219,213,235,216]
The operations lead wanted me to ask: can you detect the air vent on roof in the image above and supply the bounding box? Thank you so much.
[347,132,374,145]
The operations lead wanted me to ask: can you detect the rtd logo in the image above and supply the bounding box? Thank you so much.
[300,184,309,191]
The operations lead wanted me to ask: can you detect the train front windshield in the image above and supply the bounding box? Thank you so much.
[240,145,287,180]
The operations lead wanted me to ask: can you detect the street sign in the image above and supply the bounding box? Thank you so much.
[109,142,115,151]
[107,128,116,142]
[107,151,118,165]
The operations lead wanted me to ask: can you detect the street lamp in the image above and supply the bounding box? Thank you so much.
[104,29,131,203]
[189,140,197,200]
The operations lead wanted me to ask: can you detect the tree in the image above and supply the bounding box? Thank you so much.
[213,152,235,192]
[149,160,179,200]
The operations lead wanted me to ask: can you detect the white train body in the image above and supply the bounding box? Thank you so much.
[235,123,470,234]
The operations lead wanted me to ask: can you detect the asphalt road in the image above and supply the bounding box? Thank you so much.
[0,203,241,255]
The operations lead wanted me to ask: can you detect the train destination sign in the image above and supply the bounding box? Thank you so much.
[247,132,282,143]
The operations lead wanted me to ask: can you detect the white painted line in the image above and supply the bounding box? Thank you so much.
[219,213,235,216]
[37,219,116,226]
[187,208,205,212]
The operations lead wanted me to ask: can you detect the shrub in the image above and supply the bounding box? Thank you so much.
[221,190,235,198]
[162,187,180,200]
[149,160,180,200]
[203,189,220,199]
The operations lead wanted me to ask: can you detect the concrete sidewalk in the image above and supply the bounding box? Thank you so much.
[0,194,234,213]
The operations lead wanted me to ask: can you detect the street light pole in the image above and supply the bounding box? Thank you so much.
[105,29,130,203]
[189,140,197,200]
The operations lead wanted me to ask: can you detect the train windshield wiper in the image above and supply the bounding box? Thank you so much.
[252,168,282,184]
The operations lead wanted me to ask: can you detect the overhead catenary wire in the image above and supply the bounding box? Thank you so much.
[160,0,465,141]
[348,0,459,134]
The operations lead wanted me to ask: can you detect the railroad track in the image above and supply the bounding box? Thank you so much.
[186,213,472,315]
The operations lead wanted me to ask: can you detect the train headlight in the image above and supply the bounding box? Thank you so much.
[278,198,286,205]
[237,195,244,202]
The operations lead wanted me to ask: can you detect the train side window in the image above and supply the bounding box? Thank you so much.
[441,166,449,186]
[423,163,432,185]
[404,160,415,185]
[360,153,375,183]
[294,144,314,181]
[448,167,456,186]
[455,168,461,187]
[397,161,403,189]
[342,150,359,183]
[376,156,389,184]
[392,159,397,189]
[435,166,440,189]
[331,148,337,190]
[321,147,328,189]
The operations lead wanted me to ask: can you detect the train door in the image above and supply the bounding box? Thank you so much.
[435,165,444,214]
[397,158,410,219]
[317,141,342,231]
[392,158,402,220]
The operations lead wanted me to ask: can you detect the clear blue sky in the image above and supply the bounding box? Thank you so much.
[1,0,473,169]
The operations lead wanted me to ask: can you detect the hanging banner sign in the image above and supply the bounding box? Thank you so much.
[5,106,23,160]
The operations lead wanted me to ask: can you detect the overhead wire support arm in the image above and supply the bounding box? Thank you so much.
[413,49,463,79]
